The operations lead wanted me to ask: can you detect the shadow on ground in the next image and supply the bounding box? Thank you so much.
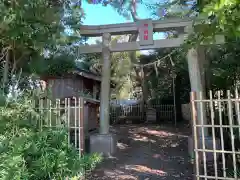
[89,123,193,180]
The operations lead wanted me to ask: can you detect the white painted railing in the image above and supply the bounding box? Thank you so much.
[110,102,174,124]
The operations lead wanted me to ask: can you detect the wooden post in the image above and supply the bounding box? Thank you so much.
[191,92,199,180]
[79,97,84,155]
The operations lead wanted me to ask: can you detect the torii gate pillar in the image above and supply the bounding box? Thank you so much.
[99,32,111,134]
[90,33,117,156]
[187,47,222,163]
[187,47,208,136]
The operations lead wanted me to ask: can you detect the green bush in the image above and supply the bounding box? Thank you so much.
[0,94,102,180]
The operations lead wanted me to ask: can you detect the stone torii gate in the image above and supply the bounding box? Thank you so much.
[78,18,224,155]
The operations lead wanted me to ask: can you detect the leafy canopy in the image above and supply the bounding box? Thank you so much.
[0,0,83,93]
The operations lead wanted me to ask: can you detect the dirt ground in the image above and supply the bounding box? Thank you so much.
[88,123,193,180]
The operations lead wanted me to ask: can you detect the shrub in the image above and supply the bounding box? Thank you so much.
[0,94,102,180]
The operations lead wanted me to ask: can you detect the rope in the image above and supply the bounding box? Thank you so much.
[88,48,179,71]
[133,49,178,68]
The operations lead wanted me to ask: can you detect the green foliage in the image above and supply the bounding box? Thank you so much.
[201,0,240,37]
[80,46,135,99]
[29,54,77,77]
[0,0,82,50]
[146,0,196,19]
[148,0,239,46]
[0,0,83,92]
[0,0,61,50]
[0,94,102,180]
[143,0,240,101]
[207,38,240,90]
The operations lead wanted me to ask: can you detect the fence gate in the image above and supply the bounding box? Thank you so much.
[37,97,84,156]
[190,90,240,180]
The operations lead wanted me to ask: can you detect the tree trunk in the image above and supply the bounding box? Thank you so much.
[175,73,183,122]
[128,5,147,122]
[140,66,148,122]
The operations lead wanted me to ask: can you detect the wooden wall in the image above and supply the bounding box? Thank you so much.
[45,77,82,99]
[42,75,100,152]
[43,76,100,100]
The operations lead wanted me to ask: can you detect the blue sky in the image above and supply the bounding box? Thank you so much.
[82,1,154,25]
[81,0,165,47]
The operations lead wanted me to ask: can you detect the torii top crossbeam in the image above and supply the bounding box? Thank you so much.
[79,18,224,54]
[80,18,192,36]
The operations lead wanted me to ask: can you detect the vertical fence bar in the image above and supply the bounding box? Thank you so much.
[209,90,218,178]
[173,76,177,126]
[191,92,199,180]
[55,99,57,126]
[39,99,43,131]
[47,99,52,127]
[78,98,81,157]
[64,98,67,128]
[46,99,49,127]
[218,91,226,177]
[32,99,35,125]
[234,89,240,138]
[79,97,84,156]
[67,98,71,146]
[227,90,237,178]
[199,91,207,179]
[74,97,77,148]
[56,99,60,126]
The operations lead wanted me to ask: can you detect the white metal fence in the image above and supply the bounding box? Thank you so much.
[191,90,240,180]
[36,97,84,156]
[110,100,175,124]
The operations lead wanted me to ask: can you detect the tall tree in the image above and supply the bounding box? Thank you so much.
[0,0,83,94]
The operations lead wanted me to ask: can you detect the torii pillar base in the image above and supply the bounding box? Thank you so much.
[90,133,117,156]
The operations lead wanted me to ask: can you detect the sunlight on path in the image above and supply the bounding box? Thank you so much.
[89,124,193,180]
